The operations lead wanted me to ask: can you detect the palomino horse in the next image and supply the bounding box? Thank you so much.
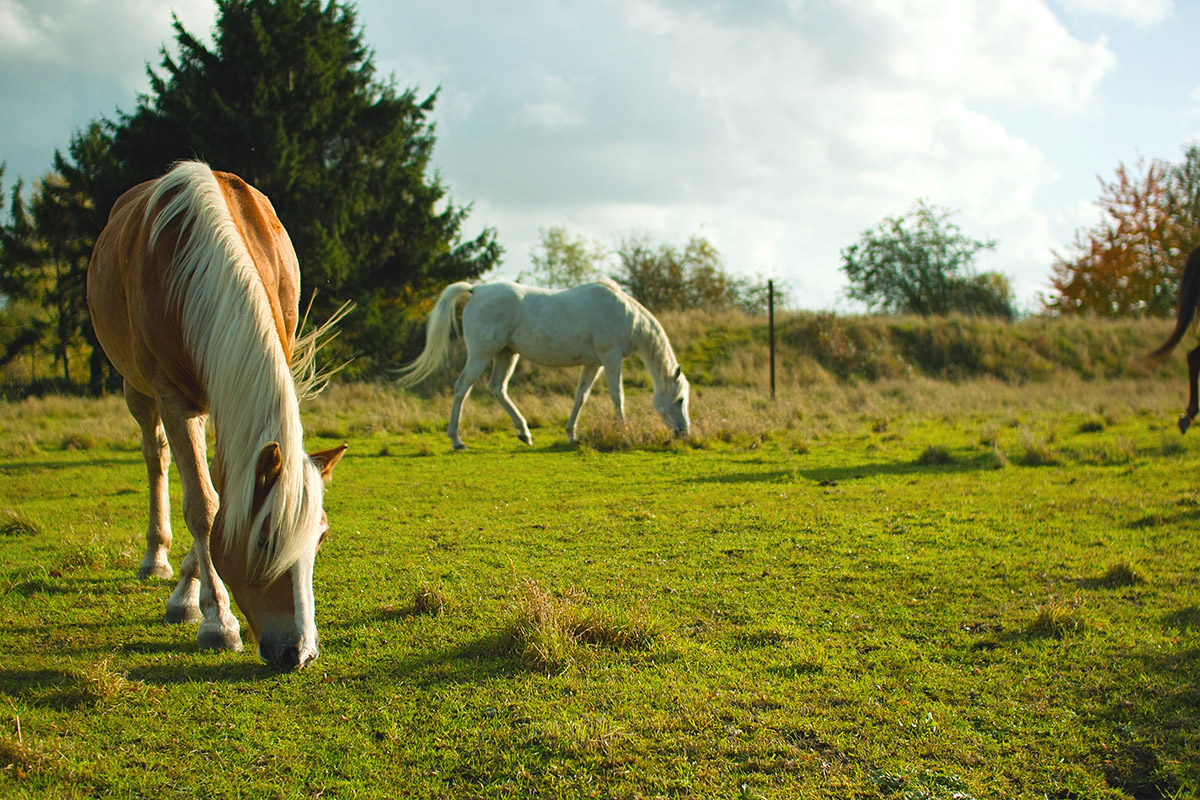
[87,161,347,670]
[397,280,690,449]
[1146,245,1200,433]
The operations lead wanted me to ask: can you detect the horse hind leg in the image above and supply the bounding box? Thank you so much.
[489,350,532,445]
[163,543,202,624]
[1183,345,1200,434]
[599,350,626,423]
[124,381,173,580]
[448,355,491,450]
[566,365,601,444]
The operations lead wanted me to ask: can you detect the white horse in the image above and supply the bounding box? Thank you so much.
[397,280,690,449]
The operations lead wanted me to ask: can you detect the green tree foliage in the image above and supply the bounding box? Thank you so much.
[1045,147,1200,317]
[0,124,124,389]
[0,0,501,384]
[111,0,501,368]
[841,200,1013,318]
[611,233,781,314]
[518,226,607,289]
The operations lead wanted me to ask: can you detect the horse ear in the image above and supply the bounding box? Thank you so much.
[310,443,348,483]
[254,442,284,505]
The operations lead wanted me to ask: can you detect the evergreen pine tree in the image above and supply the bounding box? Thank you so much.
[111,0,500,368]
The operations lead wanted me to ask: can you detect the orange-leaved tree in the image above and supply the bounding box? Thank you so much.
[1046,148,1200,317]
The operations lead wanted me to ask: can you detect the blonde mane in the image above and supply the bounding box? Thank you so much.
[147,161,323,581]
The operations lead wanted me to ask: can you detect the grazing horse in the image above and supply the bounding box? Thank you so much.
[397,280,690,449]
[87,161,347,670]
[1146,245,1200,434]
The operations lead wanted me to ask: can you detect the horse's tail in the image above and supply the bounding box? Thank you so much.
[394,282,474,387]
[1145,246,1200,368]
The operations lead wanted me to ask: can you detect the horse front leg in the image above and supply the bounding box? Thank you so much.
[599,351,626,423]
[123,381,173,580]
[1183,345,1200,434]
[566,365,601,443]
[448,355,490,450]
[488,351,532,445]
[157,395,242,652]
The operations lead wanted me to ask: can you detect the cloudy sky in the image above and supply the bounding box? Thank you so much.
[2,0,1198,312]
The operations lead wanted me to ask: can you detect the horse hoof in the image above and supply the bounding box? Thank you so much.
[452,442,468,451]
[1180,416,1193,435]
[518,434,532,445]
[138,563,173,581]
[164,604,202,625]
[197,626,243,653]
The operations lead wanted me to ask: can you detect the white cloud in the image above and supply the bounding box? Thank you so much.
[1059,0,1172,26]
[0,0,55,57]
[0,0,213,84]
[382,0,1123,308]
[510,101,585,131]
[6,0,1192,311]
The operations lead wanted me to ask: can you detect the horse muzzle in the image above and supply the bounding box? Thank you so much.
[260,636,319,671]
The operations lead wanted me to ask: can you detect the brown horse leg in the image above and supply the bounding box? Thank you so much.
[156,388,242,652]
[163,544,202,624]
[124,381,173,580]
[1183,346,1200,434]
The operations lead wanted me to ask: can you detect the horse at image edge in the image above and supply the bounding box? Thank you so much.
[1146,245,1200,434]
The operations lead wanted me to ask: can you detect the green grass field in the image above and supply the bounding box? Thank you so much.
[1,377,1198,799]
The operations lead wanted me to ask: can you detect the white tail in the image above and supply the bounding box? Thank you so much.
[394,281,474,387]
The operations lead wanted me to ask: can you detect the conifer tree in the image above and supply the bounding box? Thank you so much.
[110,0,500,367]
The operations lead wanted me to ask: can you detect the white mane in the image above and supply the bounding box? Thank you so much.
[147,161,323,581]
[620,290,681,390]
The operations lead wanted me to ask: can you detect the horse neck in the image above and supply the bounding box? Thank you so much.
[631,308,679,392]
[210,343,303,477]
[206,322,314,580]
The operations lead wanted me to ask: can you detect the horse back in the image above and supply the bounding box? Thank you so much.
[467,282,636,366]
[87,167,300,408]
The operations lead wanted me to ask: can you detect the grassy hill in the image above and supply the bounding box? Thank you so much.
[2,309,1183,401]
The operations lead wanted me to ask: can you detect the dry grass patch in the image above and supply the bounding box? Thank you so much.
[915,445,954,466]
[1027,597,1085,639]
[0,509,39,537]
[412,584,448,616]
[575,414,678,452]
[0,730,47,778]
[1017,428,1058,467]
[498,580,658,671]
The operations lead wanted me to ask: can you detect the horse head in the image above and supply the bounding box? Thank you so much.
[653,365,691,437]
[211,442,347,671]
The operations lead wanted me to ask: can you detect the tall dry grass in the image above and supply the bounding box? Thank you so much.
[1,310,1191,451]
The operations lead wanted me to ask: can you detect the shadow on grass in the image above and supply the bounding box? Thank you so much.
[0,455,141,474]
[381,633,529,685]
[1092,633,1200,799]
[125,660,274,685]
[1127,509,1200,530]
[681,451,1001,486]
[373,631,685,686]
[0,669,106,711]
